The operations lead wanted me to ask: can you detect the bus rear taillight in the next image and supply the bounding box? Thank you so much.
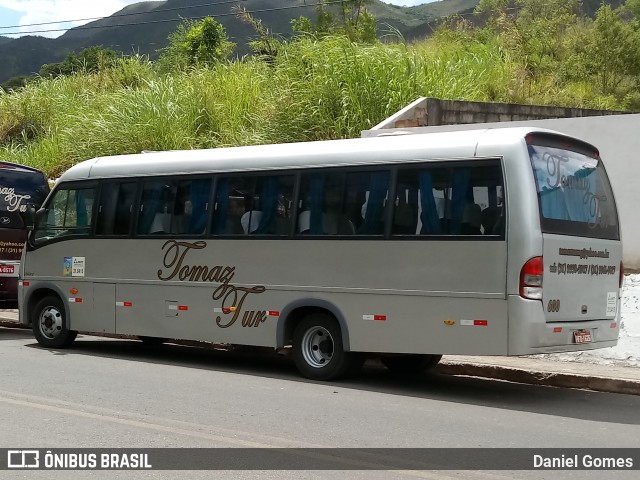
[520,256,543,300]
[620,261,625,289]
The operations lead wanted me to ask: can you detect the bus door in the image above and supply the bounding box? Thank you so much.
[61,276,116,335]
[89,283,116,334]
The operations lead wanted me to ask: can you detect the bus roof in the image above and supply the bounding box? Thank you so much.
[0,160,46,175]
[58,127,585,182]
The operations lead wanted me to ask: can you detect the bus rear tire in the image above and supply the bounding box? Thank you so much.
[381,354,442,374]
[31,295,77,348]
[292,313,361,381]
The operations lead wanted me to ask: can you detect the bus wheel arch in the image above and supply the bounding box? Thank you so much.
[279,302,362,381]
[29,291,77,348]
[278,301,351,351]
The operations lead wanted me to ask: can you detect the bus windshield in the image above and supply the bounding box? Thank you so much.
[527,134,619,240]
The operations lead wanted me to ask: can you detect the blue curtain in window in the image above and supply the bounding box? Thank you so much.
[418,171,442,234]
[530,146,576,221]
[450,169,471,234]
[255,177,279,234]
[75,190,89,227]
[540,186,567,220]
[358,171,388,235]
[309,175,325,235]
[565,167,596,222]
[212,179,230,235]
[138,184,163,234]
[188,179,211,234]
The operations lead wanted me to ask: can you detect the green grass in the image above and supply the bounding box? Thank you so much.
[0,34,634,178]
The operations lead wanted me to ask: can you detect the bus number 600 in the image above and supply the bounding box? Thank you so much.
[547,299,561,312]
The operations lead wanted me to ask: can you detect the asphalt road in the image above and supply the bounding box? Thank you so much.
[1,327,640,479]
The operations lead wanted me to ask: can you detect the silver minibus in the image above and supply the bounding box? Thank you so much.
[19,127,623,380]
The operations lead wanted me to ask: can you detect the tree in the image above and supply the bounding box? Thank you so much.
[475,0,519,33]
[292,0,377,43]
[625,0,640,18]
[587,4,640,92]
[38,46,119,78]
[1,75,30,91]
[234,6,282,62]
[157,17,235,72]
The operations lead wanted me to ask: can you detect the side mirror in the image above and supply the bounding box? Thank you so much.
[22,205,46,231]
[25,207,47,248]
[24,205,38,230]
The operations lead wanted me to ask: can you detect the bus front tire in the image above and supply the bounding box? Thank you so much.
[31,295,77,348]
[292,313,362,381]
[381,354,442,374]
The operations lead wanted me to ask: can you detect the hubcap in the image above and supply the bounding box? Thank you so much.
[301,326,334,368]
[38,306,63,340]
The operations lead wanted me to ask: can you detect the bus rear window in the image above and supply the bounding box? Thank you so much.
[527,134,619,240]
[1,162,49,228]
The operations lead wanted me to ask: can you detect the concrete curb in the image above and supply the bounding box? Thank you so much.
[2,317,638,395]
[435,362,640,396]
[0,319,22,329]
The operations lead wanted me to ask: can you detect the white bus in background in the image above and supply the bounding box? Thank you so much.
[18,128,623,380]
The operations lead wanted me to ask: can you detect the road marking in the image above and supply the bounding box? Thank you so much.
[0,389,514,478]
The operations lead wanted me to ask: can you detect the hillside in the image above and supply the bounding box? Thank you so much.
[0,0,319,82]
[0,0,626,84]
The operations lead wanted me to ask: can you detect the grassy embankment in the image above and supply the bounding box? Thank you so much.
[0,35,628,178]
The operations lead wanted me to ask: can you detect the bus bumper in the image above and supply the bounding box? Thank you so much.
[507,295,620,355]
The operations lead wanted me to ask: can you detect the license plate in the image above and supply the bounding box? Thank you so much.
[573,330,592,344]
[0,264,15,275]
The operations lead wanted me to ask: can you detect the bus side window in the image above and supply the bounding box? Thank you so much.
[393,167,448,236]
[212,175,293,236]
[97,182,136,236]
[393,163,504,237]
[352,170,389,235]
[212,177,254,235]
[250,175,294,235]
[184,178,211,235]
[34,187,96,243]
[297,171,353,236]
[137,181,175,235]
[297,170,388,236]
[136,179,211,236]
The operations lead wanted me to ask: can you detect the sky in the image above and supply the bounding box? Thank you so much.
[0,1,439,39]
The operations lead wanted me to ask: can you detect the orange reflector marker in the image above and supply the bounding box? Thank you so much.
[474,320,488,326]
[553,327,562,333]
[444,319,455,326]
[70,288,78,295]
